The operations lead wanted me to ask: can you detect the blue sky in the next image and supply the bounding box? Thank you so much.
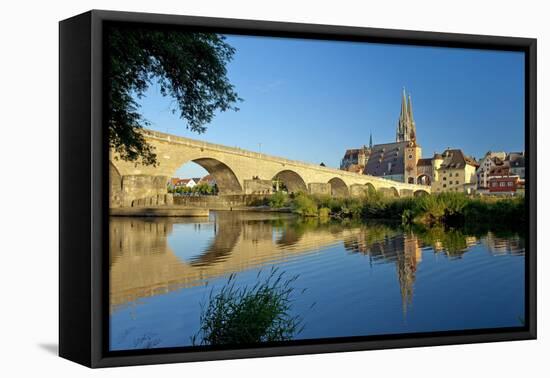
[137,34,525,178]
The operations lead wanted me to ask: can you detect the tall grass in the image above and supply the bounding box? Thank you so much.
[266,190,525,229]
[192,268,304,346]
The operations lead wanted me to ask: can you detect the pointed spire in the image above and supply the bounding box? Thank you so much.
[407,94,416,143]
[400,87,408,122]
[369,132,373,149]
[407,94,414,123]
[397,87,409,142]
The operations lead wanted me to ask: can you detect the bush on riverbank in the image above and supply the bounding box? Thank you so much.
[268,191,288,208]
[363,191,525,228]
[268,190,525,229]
[292,192,319,217]
[191,269,303,346]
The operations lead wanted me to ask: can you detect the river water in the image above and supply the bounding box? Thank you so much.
[109,211,525,351]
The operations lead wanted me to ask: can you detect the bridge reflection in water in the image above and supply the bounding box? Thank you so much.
[109,212,525,313]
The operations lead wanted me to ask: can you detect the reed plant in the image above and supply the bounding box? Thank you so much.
[192,268,304,346]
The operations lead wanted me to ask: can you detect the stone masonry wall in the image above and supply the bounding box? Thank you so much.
[308,183,331,195]
[111,174,172,208]
[173,194,270,209]
[243,179,273,195]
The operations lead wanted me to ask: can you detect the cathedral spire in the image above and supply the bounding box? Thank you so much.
[396,88,417,143]
[407,94,416,143]
[400,87,408,123]
[407,94,414,123]
[369,132,373,149]
[397,88,408,142]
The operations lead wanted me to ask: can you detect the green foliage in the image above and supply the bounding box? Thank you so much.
[192,269,304,346]
[411,192,524,228]
[318,207,331,218]
[269,191,288,208]
[194,183,217,195]
[168,183,218,195]
[264,188,525,230]
[107,26,241,165]
[277,193,365,219]
[401,209,414,225]
[359,189,389,218]
[462,195,525,225]
[410,193,468,225]
[292,192,319,217]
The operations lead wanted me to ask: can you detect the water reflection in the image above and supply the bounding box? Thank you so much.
[110,212,526,350]
[110,212,524,315]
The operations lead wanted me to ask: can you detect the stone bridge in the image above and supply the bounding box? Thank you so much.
[110,129,430,207]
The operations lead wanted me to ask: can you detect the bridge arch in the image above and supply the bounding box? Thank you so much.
[187,222,242,267]
[380,186,400,198]
[414,189,430,197]
[186,158,242,194]
[272,170,307,193]
[328,178,349,197]
[365,183,376,195]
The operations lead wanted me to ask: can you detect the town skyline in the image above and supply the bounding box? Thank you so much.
[136,34,525,178]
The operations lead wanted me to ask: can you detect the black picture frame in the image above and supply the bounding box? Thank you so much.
[59,9,537,368]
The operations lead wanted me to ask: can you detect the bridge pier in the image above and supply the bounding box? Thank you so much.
[400,189,414,197]
[350,184,367,197]
[379,187,400,198]
[308,183,331,196]
[110,173,172,208]
[243,179,272,195]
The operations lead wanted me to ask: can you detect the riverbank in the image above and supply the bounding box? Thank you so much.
[265,191,525,229]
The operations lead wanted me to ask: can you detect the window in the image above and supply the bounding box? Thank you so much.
[456,181,459,185]
[500,182,506,187]
[443,184,447,188]
[408,154,413,159]
[443,177,446,181]
[492,182,497,187]
[508,182,513,187]
[455,173,459,177]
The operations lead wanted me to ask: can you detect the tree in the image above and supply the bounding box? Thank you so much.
[107,26,241,165]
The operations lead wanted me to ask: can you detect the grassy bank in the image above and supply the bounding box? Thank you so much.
[266,190,525,229]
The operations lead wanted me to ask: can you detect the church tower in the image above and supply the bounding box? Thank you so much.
[396,88,417,144]
[398,88,422,184]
